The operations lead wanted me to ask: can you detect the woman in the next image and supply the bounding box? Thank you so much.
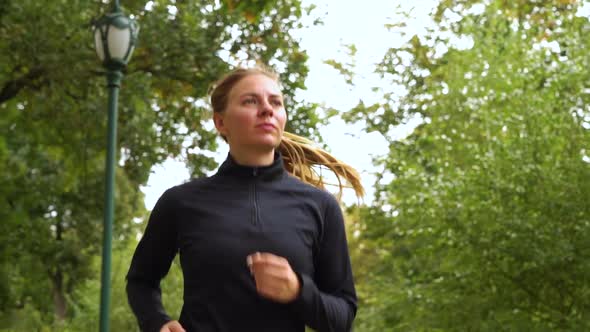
[126,67,364,332]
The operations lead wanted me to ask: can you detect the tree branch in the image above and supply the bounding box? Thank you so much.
[0,67,45,105]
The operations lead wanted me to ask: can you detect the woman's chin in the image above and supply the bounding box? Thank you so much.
[252,136,281,149]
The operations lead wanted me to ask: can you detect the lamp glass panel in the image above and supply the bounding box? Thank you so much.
[94,27,105,61]
[126,44,136,61]
[107,26,131,61]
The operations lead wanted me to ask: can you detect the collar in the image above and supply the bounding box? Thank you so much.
[216,151,285,181]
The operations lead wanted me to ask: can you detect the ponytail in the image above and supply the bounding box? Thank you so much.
[279,132,364,199]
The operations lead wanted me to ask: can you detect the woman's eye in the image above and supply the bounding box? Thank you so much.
[244,98,257,105]
[271,100,283,106]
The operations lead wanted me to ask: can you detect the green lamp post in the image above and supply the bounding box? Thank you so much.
[93,1,138,331]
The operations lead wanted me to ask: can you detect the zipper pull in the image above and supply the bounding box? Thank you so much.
[253,168,258,176]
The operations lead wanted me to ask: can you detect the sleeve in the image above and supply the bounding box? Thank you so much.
[290,193,358,332]
[126,188,179,332]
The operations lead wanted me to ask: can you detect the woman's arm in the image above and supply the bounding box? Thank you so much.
[126,188,179,332]
[291,193,357,332]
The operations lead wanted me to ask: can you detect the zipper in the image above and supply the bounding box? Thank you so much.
[251,168,259,226]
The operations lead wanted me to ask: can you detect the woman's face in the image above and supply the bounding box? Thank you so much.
[214,74,287,151]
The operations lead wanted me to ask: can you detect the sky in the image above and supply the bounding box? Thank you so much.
[141,0,439,210]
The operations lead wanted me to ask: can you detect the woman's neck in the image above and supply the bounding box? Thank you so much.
[229,147,275,167]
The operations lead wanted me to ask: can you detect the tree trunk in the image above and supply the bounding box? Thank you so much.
[52,219,67,322]
[52,269,67,322]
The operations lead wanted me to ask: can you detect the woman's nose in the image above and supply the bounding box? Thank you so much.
[258,100,274,116]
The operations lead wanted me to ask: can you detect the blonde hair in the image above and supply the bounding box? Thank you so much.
[209,67,364,199]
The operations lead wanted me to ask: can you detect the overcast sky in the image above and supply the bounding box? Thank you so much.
[141,0,439,209]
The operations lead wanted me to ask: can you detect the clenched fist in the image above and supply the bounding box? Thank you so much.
[160,320,185,332]
[247,252,301,303]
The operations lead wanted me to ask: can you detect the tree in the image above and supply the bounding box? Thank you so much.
[0,0,319,327]
[348,0,590,330]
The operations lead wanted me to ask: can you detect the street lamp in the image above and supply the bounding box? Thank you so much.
[93,1,138,331]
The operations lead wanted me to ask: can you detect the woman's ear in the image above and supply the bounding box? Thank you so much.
[213,112,227,136]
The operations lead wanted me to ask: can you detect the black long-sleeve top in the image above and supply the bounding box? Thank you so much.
[126,152,357,332]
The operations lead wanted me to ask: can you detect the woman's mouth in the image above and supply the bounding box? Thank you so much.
[256,123,276,131]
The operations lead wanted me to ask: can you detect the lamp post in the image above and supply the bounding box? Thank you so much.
[93,1,138,331]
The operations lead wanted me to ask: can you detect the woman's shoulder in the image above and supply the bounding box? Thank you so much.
[282,174,339,204]
[159,175,220,198]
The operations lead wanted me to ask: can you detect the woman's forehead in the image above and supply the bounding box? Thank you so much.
[230,74,282,97]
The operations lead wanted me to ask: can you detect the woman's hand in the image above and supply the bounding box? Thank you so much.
[247,252,301,303]
[160,320,185,332]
